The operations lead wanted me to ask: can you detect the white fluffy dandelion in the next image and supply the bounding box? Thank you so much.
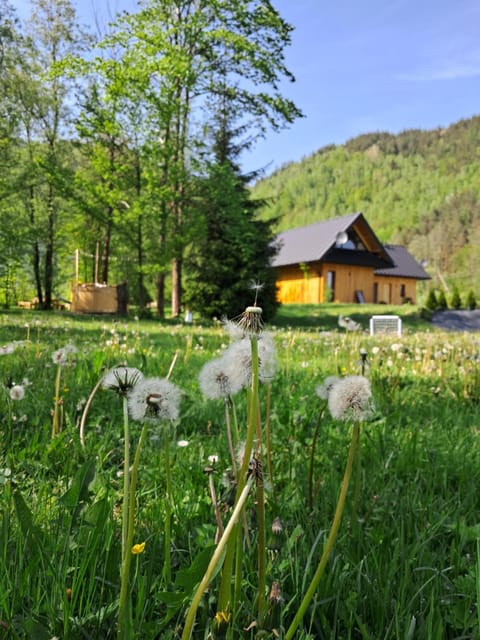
[316,375,340,400]
[224,332,277,387]
[9,385,25,401]
[128,377,181,423]
[199,355,243,399]
[102,366,143,395]
[328,375,374,422]
[52,344,77,365]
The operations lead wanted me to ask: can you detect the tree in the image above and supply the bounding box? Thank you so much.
[184,114,279,320]
[466,290,477,310]
[101,0,301,317]
[425,288,438,311]
[437,289,448,310]
[450,286,462,310]
[15,0,91,308]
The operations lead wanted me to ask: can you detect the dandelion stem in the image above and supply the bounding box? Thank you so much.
[181,476,254,640]
[121,396,130,565]
[285,421,360,640]
[224,398,237,478]
[117,422,148,640]
[217,338,260,619]
[163,434,172,583]
[308,407,325,513]
[79,378,103,448]
[51,364,63,438]
[208,472,224,540]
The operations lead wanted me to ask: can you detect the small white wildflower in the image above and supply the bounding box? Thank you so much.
[128,377,181,423]
[316,375,340,400]
[208,454,219,464]
[102,366,143,396]
[328,375,374,422]
[177,439,189,447]
[9,385,25,401]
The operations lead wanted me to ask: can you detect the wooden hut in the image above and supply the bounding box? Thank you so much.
[71,283,128,314]
[272,212,430,305]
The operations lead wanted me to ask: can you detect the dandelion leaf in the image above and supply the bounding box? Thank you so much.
[13,490,46,558]
[59,457,96,511]
[175,544,220,590]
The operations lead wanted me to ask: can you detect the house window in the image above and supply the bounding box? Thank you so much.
[400,284,406,298]
[326,270,336,302]
[373,282,378,303]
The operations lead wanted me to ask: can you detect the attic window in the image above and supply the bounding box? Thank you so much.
[336,229,366,251]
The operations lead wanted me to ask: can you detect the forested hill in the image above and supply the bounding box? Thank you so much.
[252,115,480,294]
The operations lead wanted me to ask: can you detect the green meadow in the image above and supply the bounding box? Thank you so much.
[0,305,479,639]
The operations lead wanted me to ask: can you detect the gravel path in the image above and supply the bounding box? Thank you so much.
[431,309,480,331]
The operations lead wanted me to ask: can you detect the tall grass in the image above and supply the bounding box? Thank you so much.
[0,308,479,638]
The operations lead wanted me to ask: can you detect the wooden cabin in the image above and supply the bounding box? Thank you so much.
[272,212,430,305]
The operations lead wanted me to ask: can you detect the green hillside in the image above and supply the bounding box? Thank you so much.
[252,116,480,297]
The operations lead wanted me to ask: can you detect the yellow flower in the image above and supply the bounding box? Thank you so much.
[214,610,231,625]
[131,542,146,555]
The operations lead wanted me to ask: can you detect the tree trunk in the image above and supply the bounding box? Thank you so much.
[171,256,181,317]
[156,272,165,318]
[28,185,43,306]
[101,204,113,284]
[44,184,55,310]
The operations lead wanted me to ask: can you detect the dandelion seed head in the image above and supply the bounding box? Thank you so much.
[316,376,340,400]
[0,343,16,355]
[52,344,77,366]
[224,333,277,387]
[236,305,263,336]
[128,377,181,423]
[102,366,143,396]
[199,355,243,399]
[9,385,25,401]
[328,375,374,422]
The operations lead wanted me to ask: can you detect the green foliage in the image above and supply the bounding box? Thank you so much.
[184,119,279,320]
[425,288,438,311]
[1,310,480,638]
[450,286,462,310]
[466,290,477,310]
[436,289,448,310]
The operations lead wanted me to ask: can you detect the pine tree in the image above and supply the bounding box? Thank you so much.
[450,286,462,309]
[425,288,438,311]
[466,290,477,310]
[184,118,279,320]
[437,289,448,310]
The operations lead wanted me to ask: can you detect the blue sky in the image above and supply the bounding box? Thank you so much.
[14,0,480,175]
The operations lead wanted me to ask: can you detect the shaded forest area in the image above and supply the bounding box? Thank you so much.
[253,116,480,297]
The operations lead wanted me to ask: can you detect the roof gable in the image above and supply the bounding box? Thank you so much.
[272,212,393,268]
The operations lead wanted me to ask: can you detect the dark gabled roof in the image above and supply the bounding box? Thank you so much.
[272,212,393,268]
[375,244,431,280]
[271,213,430,281]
